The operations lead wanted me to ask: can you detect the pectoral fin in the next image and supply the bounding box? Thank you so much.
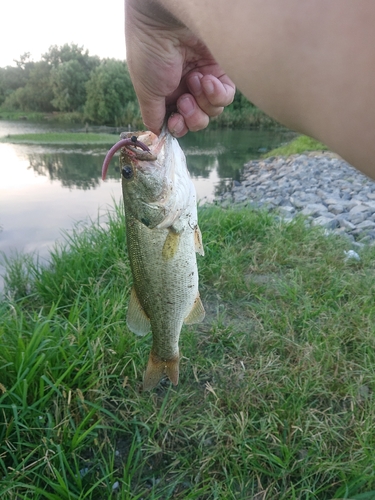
[194,225,204,256]
[143,352,179,391]
[162,230,181,260]
[184,294,205,324]
[126,287,150,336]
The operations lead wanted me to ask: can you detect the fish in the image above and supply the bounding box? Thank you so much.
[102,128,205,390]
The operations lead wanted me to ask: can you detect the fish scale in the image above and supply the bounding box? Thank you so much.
[125,212,199,359]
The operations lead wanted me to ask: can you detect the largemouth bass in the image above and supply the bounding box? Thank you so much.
[102,129,205,390]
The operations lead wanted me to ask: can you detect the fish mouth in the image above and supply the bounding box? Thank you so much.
[101,132,160,180]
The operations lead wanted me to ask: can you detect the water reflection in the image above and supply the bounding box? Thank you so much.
[18,128,293,194]
[0,122,293,291]
[28,151,104,190]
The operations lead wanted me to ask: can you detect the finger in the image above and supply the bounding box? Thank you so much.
[176,94,210,132]
[136,85,167,135]
[201,74,236,107]
[187,73,235,117]
[168,113,189,137]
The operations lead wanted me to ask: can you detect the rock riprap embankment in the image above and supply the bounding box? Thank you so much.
[215,152,375,244]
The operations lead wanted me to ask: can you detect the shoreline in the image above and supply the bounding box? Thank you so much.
[214,151,375,245]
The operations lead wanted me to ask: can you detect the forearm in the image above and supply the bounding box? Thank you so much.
[157,0,375,176]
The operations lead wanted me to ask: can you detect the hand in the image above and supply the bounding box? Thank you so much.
[125,0,235,137]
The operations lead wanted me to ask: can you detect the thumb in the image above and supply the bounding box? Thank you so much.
[136,87,166,136]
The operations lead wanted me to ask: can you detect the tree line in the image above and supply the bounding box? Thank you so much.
[0,44,139,126]
[0,43,275,128]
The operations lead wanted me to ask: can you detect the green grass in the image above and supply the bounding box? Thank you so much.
[264,134,328,158]
[2,204,375,499]
[0,110,47,122]
[1,132,118,145]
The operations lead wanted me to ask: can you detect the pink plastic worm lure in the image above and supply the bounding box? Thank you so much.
[101,136,151,180]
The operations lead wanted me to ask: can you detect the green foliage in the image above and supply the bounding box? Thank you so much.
[2,61,54,112]
[0,45,280,128]
[51,60,89,111]
[231,88,256,111]
[43,43,100,72]
[264,134,328,157]
[84,59,137,125]
[2,204,375,498]
[212,88,279,129]
[0,64,30,106]
[45,43,100,113]
[0,44,101,116]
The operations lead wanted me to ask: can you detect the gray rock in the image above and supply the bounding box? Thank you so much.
[278,206,296,216]
[328,204,346,215]
[356,220,375,230]
[312,216,339,229]
[339,218,356,231]
[349,204,370,215]
[215,151,375,241]
[234,194,249,203]
[290,197,306,208]
[324,197,342,206]
[349,213,370,225]
[301,203,328,216]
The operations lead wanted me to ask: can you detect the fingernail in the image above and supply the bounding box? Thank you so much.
[202,79,214,95]
[177,96,195,117]
[189,75,202,96]
[169,116,185,136]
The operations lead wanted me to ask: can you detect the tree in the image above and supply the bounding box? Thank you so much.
[43,43,88,66]
[84,59,137,125]
[0,64,29,105]
[14,52,32,70]
[51,60,88,111]
[43,43,100,76]
[0,53,34,106]
[43,43,100,112]
[2,61,54,112]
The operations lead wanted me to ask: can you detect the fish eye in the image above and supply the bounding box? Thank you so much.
[121,164,134,179]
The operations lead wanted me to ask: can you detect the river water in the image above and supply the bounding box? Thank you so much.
[0,120,291,290]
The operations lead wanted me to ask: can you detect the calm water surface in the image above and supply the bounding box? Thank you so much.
[0,120,292,290]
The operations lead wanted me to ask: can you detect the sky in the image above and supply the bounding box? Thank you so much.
[0,0,126,67]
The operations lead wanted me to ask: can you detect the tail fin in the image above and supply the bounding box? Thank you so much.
[143,352,179,391]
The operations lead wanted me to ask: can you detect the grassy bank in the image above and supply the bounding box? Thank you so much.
[2,204,375,499]
[263,135,328,158]
[0,110,47,122]
[1,132,118,145]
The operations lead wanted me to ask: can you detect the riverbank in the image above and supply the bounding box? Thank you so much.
[216,151,375,244]
[1,131,118,144]
[2,203,375,498]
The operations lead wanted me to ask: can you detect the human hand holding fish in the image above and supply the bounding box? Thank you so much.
[125,0,235,137]
[102,128,205,390]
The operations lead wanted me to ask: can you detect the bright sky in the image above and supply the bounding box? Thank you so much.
[0,0,126,67]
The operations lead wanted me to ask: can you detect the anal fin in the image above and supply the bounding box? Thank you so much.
[126,287,150,336]
[184,294,205,325]
[143,352,180,391]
